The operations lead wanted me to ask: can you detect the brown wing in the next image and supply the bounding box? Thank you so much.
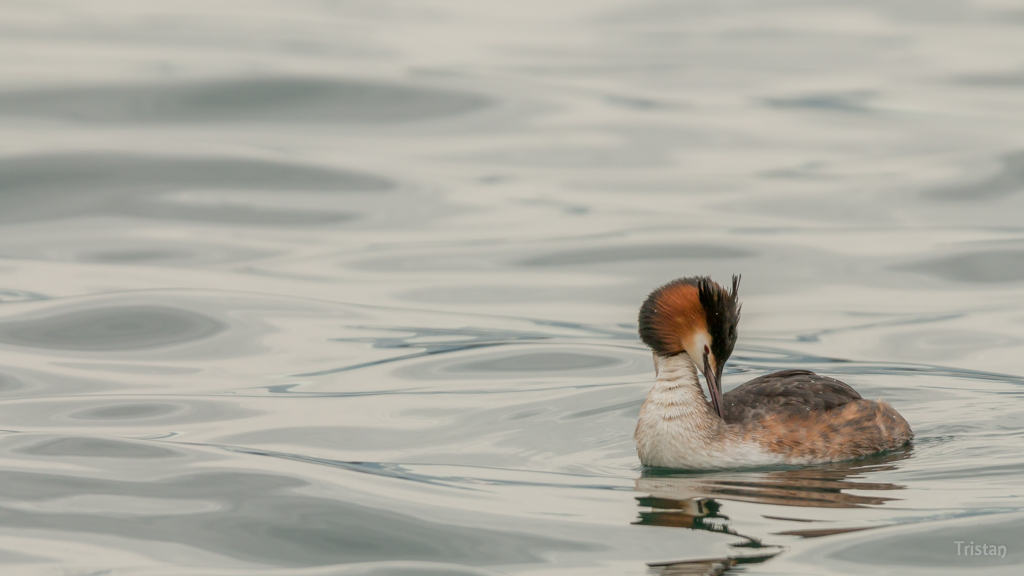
[722,369,862,425]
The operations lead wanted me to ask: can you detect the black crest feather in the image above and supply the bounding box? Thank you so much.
[700,274,741,365]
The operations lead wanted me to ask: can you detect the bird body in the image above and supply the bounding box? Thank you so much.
[635,276,912,469]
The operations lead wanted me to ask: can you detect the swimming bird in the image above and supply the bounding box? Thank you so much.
[634,276,912,469]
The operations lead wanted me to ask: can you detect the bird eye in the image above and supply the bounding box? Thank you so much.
[703,345,710,355]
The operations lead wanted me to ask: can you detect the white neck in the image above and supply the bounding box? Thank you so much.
[648,353,720,421]
[634,353,723,468]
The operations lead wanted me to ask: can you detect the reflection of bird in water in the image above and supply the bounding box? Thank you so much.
[635,450,911,574]
[636,447,911,518]
[635,494,780,575]
[634,276,913,469]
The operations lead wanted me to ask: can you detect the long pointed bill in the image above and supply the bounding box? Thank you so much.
[702,354,725,419]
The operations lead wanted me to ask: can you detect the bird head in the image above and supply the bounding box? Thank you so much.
[638,275,741,418]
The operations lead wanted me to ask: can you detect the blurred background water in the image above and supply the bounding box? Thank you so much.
[1,1,1023,574]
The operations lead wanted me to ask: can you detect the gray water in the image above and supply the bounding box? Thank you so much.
[1,1,1023,574]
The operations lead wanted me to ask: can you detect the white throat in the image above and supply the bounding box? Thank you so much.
[647,353,718,421]
[634,353,723,468]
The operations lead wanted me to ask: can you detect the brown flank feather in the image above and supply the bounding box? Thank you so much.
[724,369,913,461]
[742,399,913,461]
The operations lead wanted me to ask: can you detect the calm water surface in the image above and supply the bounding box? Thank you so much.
[1,1,1024,574]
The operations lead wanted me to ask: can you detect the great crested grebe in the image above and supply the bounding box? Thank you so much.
[634,275,912,469]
